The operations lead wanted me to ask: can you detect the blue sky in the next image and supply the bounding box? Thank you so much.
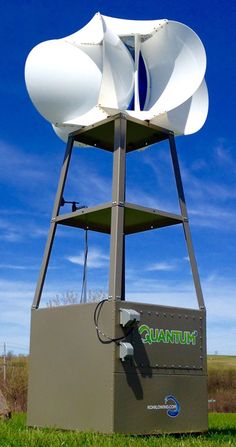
[0,0,235,356]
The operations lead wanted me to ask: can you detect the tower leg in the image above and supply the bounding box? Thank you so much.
[108,116,127,301]
[168,135,205,310]
[32,136,74,309]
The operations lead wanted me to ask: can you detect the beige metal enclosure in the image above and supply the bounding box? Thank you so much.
[27,301,207,433]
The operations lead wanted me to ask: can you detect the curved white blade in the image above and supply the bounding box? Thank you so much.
[150,79,209,135]
[141,20,206,114]
[98,17,134,110]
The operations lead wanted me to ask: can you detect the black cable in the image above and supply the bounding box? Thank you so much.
[93,299,136,344]
[80,229,88,303]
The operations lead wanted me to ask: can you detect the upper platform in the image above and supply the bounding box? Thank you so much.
[70,114,172,152]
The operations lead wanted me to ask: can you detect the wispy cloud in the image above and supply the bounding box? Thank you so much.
[146,261,177,272]
[66,161,112,205]
[0,279,54,354]
[0,140,47,184]
[191,159,208,172]
[188,204,236,230]
[0,264,38,270]
[177,143,236,230]
[67,247,109,269]
[0,218,22,242]
[214,141,236,170]
[182,164,236,202]
[142,148,173,189]
[0,231,22,242]
[127,187,178,213]
[0,217,48,243]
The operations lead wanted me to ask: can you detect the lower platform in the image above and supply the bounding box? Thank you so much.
[27,301,208,434]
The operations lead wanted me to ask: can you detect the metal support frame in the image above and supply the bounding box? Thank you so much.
[168,135,205,310]
[108,116,127,301]
[32,116,205,312]
[32,136,74,309]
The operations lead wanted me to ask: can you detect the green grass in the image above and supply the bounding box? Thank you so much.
[0,413,235,447]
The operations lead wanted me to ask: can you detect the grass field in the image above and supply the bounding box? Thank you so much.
[208,356,236,369]
[0,413,235,447]
[207,356,236,413]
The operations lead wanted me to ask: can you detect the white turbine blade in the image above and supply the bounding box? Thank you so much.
[98,17,134,110]
[141,20,206,114]
[25,40,102,124]
[101,15,167,36]
[125,110,153,121]
[64,13,104,45]
[150,79,209,135]
[25,14,209,141]
[63,14,103,85]
[63,105,110,126]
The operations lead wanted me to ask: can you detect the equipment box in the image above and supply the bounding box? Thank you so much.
[27,301,207,434]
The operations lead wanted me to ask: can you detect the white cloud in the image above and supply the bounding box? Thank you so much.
[146,261,177,272]
[0,140,47,184]
[127,144,236,232]
[0,264,39,270]
[0,216,49,243]
[182,164,236,202]
[0,231,22,242]
[126,187,179,215]
[67,163,112,205]
[67,247,109,269]
[188,204,236,230]
[214,142,236,170]
[0,218,22,242]
[191,159,208,171]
